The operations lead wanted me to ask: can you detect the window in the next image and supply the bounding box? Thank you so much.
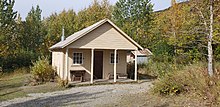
[110,53,119,64]
[73,52,83,65]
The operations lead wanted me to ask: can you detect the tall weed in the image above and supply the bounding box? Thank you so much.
[152,62,220,104]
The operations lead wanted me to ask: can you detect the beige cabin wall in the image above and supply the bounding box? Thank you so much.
[67,23,138,50]
[68,49,91,81]
[52,50,65,80]
[103,50,127,79]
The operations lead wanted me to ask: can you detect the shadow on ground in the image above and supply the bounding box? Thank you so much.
[5,90,108,107]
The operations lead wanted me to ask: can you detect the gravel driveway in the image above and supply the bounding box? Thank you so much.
[0,81,153,107]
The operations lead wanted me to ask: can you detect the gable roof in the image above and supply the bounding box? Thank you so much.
[49,19,143,50]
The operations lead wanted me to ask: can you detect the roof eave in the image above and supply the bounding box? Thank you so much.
[49,47,63,51]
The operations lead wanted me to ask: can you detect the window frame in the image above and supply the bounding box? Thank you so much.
[110,52,119,64]
[72,52,83,65]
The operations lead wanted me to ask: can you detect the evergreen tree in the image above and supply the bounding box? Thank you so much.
[21,5,45,53]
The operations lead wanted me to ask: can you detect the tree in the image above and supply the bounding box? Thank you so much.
[208,0,214,76]
[44,9,77,53]
[112,0,154,47]
[21,5,46,53]
[152,1,203,64]
[190,0,220,76]
[0,0,17,56]
[44,0,112,55]
[76,0,112,30]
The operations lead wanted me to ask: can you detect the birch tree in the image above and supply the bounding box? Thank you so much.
[190,0,217,76]
[208,0,214,76]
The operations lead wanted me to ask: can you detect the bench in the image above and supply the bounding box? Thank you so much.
[70,70,85,82]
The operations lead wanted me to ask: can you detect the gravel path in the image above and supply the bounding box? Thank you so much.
[0,81,153,107]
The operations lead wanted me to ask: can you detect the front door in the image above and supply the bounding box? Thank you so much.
[93,51,103,79]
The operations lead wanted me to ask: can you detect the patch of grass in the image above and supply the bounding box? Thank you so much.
[0,70,64,101]
[21,82,65,93]
[0,73,30,101]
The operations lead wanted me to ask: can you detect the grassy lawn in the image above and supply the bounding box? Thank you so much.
[0,73,65,101]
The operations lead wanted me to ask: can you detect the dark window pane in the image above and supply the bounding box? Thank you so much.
[73,53,83,64]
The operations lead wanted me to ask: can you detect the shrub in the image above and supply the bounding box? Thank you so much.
[152,62,220,104]
[0,50,39,72]
[127,63,148,79]
[127,62,134,79]
[143,60,177,78]
[153,72,184,95]
[57,77,69,88]
[152,63,208,95]
[214,46,220,61]
[30,56,55,83]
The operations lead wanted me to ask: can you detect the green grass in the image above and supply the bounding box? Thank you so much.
[0,72,65,101]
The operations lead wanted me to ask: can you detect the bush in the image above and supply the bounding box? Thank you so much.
[127,63,147,79]
[57,77,69,88]
[143,60,177,78]
[152,62,220,104]
[152,63,207,95]
[215,47,220,61]
[30,56,55,83]
[0,50,38,72]
[127,62,134,79]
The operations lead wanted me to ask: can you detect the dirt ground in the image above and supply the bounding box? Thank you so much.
[0,81,152,107]
[0,79,210,107]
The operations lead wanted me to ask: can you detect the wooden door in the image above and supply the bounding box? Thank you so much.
[93,51,103,79]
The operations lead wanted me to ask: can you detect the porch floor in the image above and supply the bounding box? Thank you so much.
[69,79,137,86]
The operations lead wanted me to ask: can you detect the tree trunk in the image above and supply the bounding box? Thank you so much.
[208,0,213,76]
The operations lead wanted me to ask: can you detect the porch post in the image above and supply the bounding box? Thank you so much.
[134,50,138,81]
[114,49,117,82]
[65,48,69,80]
[91,48,94,83]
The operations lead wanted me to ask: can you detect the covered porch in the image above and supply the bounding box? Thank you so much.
[64,48,138,84]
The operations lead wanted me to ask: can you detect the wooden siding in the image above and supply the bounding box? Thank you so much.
[67,23,138,50]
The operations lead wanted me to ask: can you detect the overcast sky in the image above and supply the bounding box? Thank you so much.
[14,0,171,19]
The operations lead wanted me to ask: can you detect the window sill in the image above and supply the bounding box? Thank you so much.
[71,64,83,67]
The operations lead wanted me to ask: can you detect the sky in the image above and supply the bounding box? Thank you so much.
[13,0,171,19]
